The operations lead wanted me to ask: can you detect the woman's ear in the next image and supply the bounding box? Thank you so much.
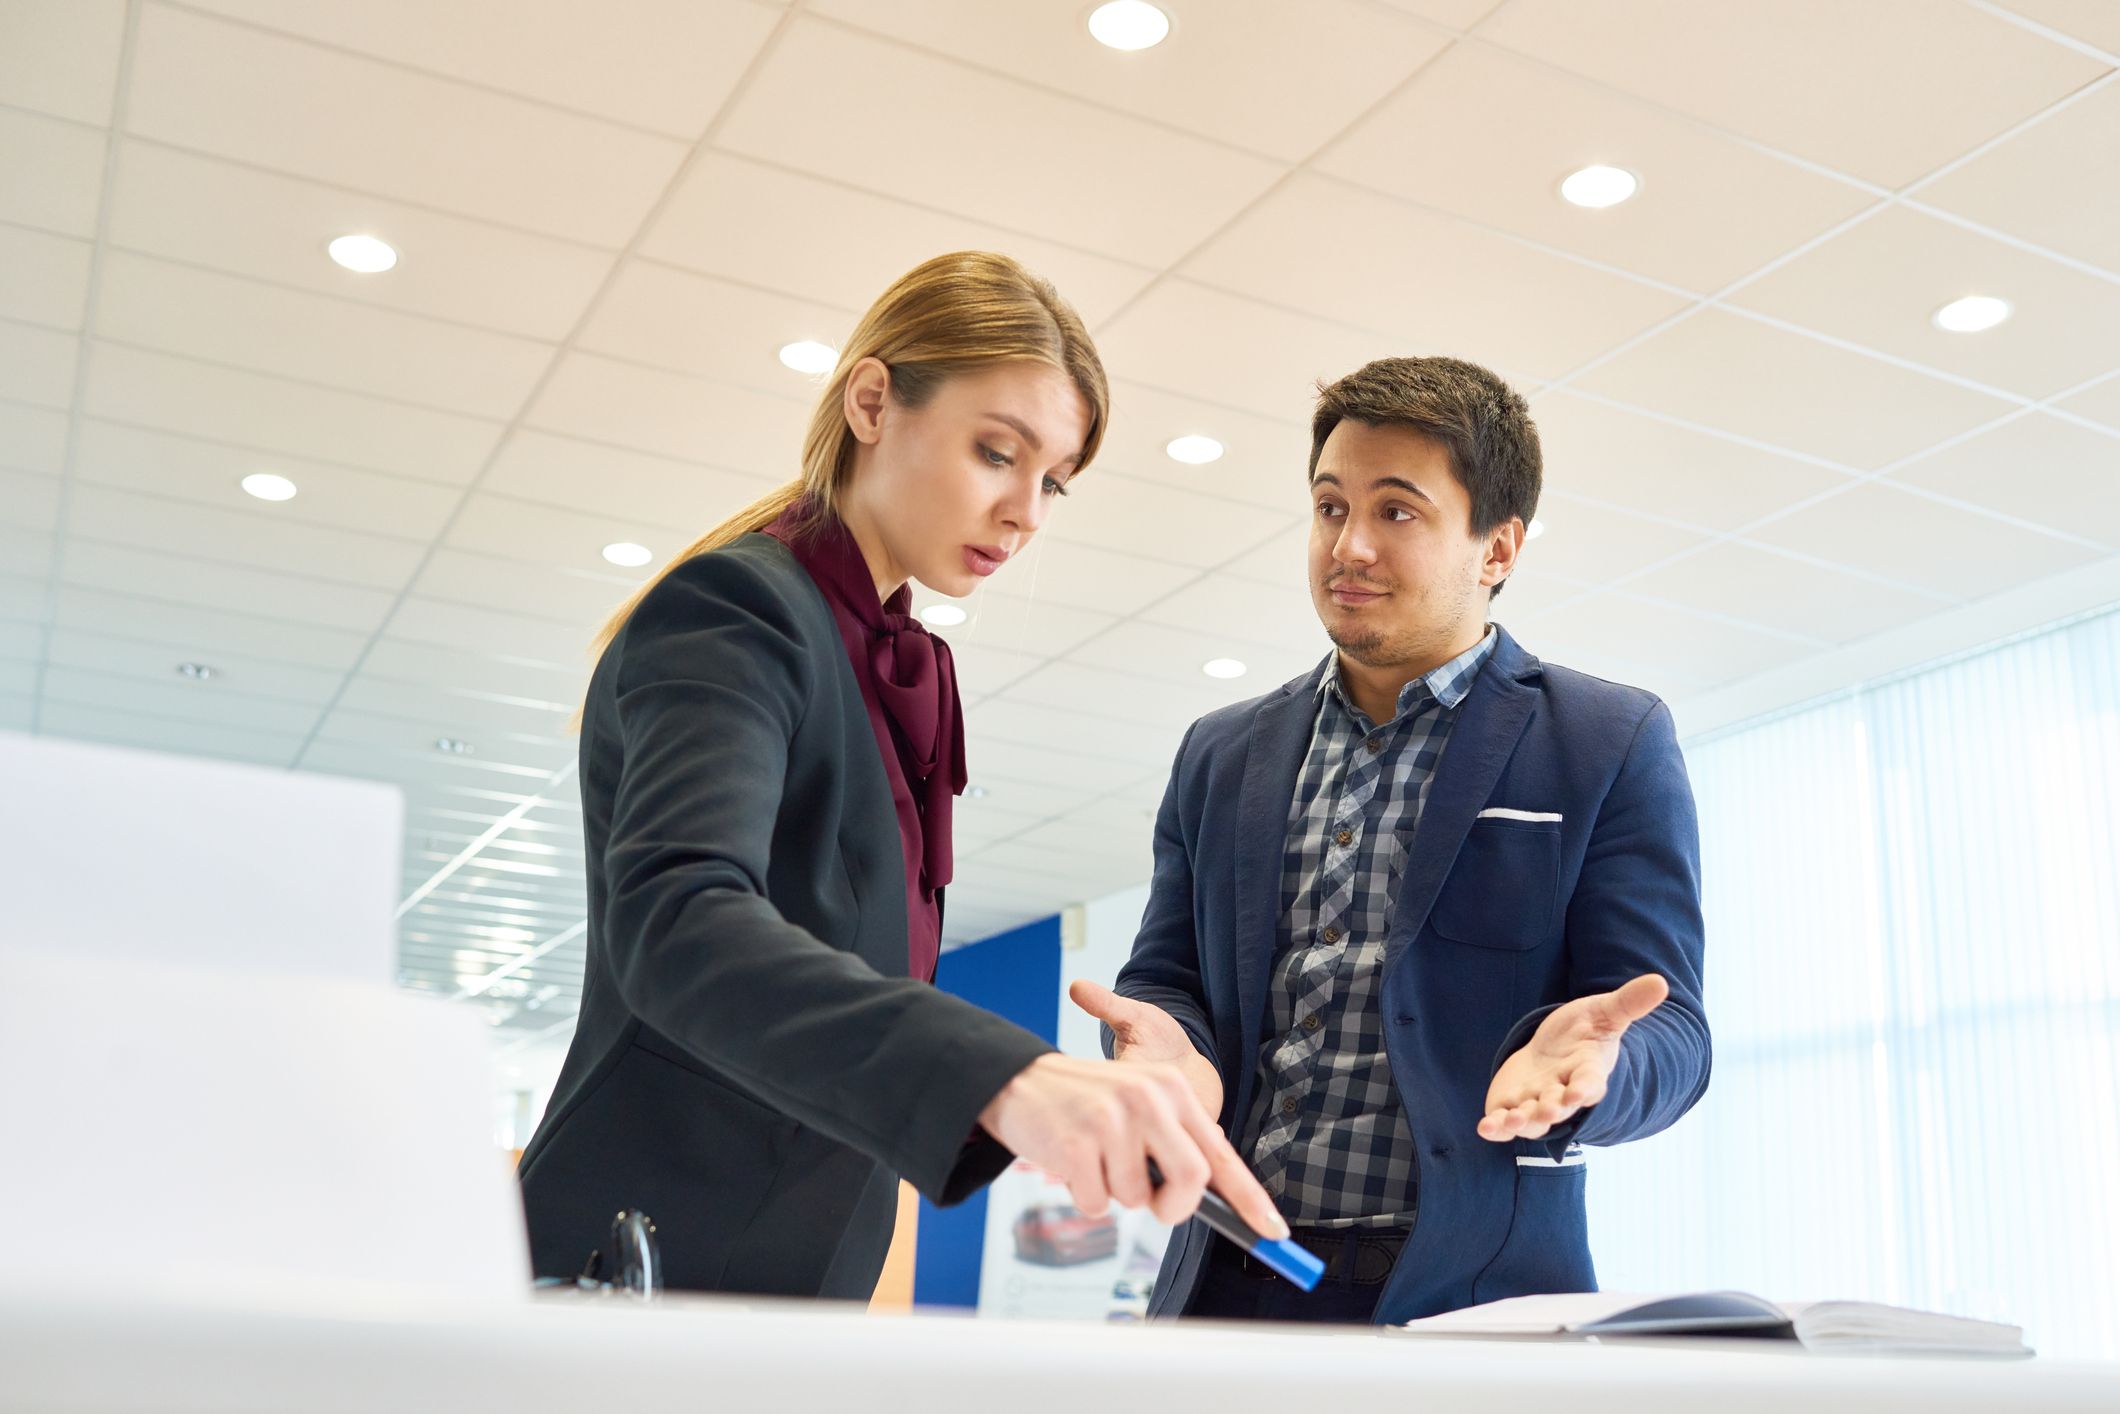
[842,356,891,446]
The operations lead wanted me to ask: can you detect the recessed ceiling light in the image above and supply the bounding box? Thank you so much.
[240,472,297,502]
[778,340,838,375]
[175,662,217,681]
[1165,434,1224,465]
[435,737,475,756]
[920,603,969,627]
[1933,295,2011,333]
[1202,658,1248,680]
[327,233,398,274]
[1088,0,1170,50]
[602,541,652,568]
[967,785,990,799]
[1559,165,1638,209]
[1527,518,1546,541]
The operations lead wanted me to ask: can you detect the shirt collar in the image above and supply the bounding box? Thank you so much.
[1317,625,1498,727]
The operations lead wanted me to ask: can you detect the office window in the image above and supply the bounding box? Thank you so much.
[1588,604,2120,1360]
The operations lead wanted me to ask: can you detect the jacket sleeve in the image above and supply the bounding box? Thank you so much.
[599,551,1052,1204]
[1108,722,1223,1090]
[1493,698,1711,1152]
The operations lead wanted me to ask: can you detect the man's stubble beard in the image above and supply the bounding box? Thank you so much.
[1325,618,1393,666]
[1320,573,1481,670]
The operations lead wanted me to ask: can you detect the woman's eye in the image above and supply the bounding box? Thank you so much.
[1043,476,1070,498]
[980,443,1012,468]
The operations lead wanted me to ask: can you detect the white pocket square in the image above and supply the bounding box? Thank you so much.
[1477,807,1563,823]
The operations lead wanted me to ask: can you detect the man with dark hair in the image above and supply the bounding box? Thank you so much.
[1073,356,1710,1325]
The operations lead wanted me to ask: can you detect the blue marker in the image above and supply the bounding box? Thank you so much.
[1150,1164,1324,1291]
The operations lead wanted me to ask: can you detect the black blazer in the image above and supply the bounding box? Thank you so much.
[517,533,1052,1299]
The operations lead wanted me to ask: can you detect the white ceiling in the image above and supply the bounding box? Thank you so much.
[3,0,2117,1037]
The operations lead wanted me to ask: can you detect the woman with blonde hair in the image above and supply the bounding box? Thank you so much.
[517,252,1285,1299]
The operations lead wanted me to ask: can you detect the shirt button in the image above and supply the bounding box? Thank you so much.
[1281,1098,1299,1117]
[1322,926,1341,944]
[1302,1014,1321,1032]
[1365,737,1382,753]
[1335,829,1353,846]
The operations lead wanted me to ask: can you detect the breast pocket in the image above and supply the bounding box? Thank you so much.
[1427,818,1561,951]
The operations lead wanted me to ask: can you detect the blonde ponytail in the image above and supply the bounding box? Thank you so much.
[583,479,804,665]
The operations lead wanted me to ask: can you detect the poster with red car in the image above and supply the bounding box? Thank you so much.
[978,1159,1173,1321]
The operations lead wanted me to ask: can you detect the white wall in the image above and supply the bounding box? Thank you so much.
[1056,883,1154,1060]
[979,884,1173,1321]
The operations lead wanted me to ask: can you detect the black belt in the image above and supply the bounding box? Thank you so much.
[1234,1226,1409,1285]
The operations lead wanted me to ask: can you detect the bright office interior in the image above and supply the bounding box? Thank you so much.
[1,0,2117,1369]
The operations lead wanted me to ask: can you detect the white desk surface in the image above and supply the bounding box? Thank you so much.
[5,1286,2115,1414]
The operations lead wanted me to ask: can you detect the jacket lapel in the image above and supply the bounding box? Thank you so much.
[1231,663,1328,1074]
[1389,627,1543,955]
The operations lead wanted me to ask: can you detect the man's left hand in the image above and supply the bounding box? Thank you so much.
[1478,974,1669,1142]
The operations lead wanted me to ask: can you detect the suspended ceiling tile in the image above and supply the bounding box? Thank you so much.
[1624,540,1948,646]
[1476,0,2109,188]
[1531,391,1854,532]
[1917,78,2120,276]
[714,17,1285,268]
[0,318,82,409]
[523,350,808,475]
[124,4,689,245]
[0,223,92,330]
[1183,172,1690,381]
[70,419,466,541]
[639,152,1157,326]
[1889,413,2120,548]
[0,106,108,239]
[1744,478,2106,600]
[1731,203,2120,401]
[803,0,1449,163]
[1314,40,1877,294]
[63,482,429,590]
[0,0,126,127]
[104,141,618,341]
[92,251,554,419]
[182,0,782,137]
[1569,307,2019,471]
[82,343,502,483]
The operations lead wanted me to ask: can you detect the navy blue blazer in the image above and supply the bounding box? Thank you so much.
[1113,624,1710,1323]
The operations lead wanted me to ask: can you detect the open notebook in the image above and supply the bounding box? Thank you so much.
[1392,1292,2029,1358]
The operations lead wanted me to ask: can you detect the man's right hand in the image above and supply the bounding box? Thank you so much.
[977,1051,1287,1239]
[1067,978,1224,1119]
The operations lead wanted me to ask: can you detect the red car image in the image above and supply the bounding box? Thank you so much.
[1011,1203,1120,1267]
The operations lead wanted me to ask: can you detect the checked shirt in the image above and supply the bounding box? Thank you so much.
[1241,627,1497,1228]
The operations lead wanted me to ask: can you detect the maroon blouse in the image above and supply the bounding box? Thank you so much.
[762,503,965,982]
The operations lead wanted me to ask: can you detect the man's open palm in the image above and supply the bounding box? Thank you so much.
[1068,979,1224,1120]
[1479,974,1668,1142]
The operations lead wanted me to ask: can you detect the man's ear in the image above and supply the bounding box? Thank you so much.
[1481,516,1526,589]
